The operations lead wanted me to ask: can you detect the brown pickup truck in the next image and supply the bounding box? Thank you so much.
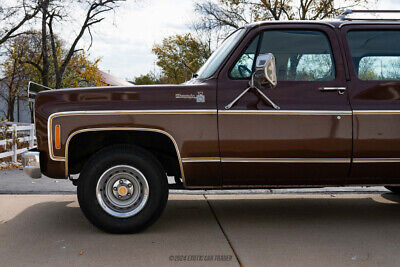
[22,16,400,233]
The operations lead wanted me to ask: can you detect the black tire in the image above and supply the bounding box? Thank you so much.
[385,186,400,194]
[77,144,168,233]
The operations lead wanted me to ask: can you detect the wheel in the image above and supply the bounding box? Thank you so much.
[385,186,400,194]
[77,145,168,233]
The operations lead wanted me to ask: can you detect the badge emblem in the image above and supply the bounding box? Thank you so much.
[196,92,205,103]
[175,91,205,103]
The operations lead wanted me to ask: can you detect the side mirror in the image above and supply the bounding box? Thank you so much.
[255,53,277,88]
[225,52,280,110]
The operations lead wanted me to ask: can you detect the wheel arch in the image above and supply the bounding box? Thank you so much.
[65,128,185,184]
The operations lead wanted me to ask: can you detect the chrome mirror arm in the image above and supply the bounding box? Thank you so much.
[225,73,280,110]
[224,86,252,110]
[253,86,280,110]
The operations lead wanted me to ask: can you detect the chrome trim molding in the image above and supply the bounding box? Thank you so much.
[353,158,400,163]
[219,110,352,116]
[47,109,217,161]
[182,157,220,163]
[319,87,347,91]
[221,158,351,163]
[50,110,218,117]
[354,110,400,115]
[64,127,186,185]
[182,157,400,164]
[253,20,336,29]
[339,21,400,28]
[182,157,354,163]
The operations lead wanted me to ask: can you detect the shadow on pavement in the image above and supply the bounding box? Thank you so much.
[1,194,400,266]
[206,193,400,266]
[0,199,221,234]
[208,194,400,224]
[0,197,234,266]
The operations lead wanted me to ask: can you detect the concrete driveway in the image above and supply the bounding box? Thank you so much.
[1,193,400,266]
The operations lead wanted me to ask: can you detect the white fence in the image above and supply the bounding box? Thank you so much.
[0,122,36,162]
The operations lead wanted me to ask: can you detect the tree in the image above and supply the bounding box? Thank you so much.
[0,39,30,121]
[152,34,211,84]
[0,34,105,121]
[134,72,161,85]
[62,51,106,88]
[16,31,105,87]
[0,0,42,47]
[31,0,125,88]
[194,0,370,32]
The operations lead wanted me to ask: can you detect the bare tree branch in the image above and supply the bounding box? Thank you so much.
[47,0,125,88]
[193,0,372,33]
[0,0,43,46]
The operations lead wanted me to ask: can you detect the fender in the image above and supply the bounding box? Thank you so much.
[64,127,185,184]
[46,109,219,187]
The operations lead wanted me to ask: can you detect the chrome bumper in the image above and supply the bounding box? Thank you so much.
[22,151,42,179]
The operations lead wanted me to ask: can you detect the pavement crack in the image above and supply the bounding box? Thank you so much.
[204,194,242,267]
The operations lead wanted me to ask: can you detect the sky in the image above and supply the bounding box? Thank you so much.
[66,0,400,81]
[76,0,196,81]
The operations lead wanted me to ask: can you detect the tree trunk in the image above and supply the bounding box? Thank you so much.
[288,54,302,80]
[55,73,62,89]
[29,102,34,123]
[17,97,20,122]
[7,98,15,122]
[41,0,50,87]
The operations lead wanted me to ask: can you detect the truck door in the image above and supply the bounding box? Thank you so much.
[217,24,352,187]
[342,24,400,184]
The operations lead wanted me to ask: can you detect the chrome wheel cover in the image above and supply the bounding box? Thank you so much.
[96,165,149,218]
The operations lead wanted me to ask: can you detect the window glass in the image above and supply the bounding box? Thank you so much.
[196,29,245,79]
[230,35,259,79]
[259,30,335,81]
[347,30,400,80]
[358,57,400,80]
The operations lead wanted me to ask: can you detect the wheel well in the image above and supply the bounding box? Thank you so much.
[67,130,182,180]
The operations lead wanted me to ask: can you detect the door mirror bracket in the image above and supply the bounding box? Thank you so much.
[225,53,280,110]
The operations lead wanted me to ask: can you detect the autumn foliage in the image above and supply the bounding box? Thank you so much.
[151,34,211,84]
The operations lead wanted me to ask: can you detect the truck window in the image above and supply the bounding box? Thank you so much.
[259,30,335,81]
[347,30,400,81]
[230,34,260,79]
[196,28,245,79]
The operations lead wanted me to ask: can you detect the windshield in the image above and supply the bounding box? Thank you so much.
[196,29,245,79]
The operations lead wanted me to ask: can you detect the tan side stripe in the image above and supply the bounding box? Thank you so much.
[182,157,352,163]
[221,158,351,163]
[182,157,220,163]
[183,157,400,163]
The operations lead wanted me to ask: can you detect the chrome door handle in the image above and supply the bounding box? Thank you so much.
[319,87,347,95]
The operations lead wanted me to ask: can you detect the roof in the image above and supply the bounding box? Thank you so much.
[245,19,400,29]
[98,70,132,86]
